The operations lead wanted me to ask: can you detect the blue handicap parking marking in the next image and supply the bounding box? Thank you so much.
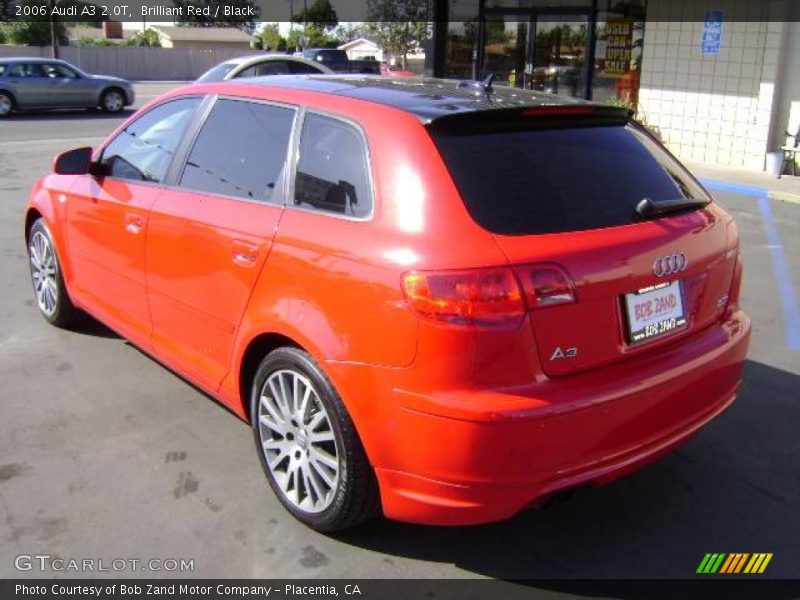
[701,179,800,351]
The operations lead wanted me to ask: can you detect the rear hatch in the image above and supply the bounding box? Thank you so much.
[429,106,738,377]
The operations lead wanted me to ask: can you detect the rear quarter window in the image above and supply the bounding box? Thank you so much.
[293,114,372,218]
[430,121,707,235]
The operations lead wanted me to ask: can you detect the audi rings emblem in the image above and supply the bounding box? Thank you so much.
[653,253,687,277]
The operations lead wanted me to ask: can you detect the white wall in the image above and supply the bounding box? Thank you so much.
[638,0,791,170]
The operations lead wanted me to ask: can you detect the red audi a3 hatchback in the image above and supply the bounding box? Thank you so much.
[25,76,750,531]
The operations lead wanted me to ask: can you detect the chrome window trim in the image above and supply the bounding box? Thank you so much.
[96,95,207,189]
[172,94,300,206]
[285,108,376,222]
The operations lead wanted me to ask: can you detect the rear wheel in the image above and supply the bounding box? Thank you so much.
[100,88,124,113]
[27,219,82,328]
[0,92,14,117]
[250,347,380,531]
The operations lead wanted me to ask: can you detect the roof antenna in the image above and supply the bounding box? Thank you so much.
[481,73,495,93]
[457,73,496,95]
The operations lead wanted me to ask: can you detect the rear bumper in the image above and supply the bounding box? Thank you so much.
[373,310,750,525]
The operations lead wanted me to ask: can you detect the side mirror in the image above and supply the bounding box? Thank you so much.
[53,147,93,175]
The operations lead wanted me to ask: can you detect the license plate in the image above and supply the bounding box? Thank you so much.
[624,280,687,344]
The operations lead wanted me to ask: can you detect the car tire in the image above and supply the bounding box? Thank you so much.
[250,347,380,532]
[0,91,15,117]
[100,88,125,113]
[27,218,83,328]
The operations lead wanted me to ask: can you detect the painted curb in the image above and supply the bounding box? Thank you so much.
[769,190,800,205]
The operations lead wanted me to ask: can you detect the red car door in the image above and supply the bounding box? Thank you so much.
[144,98,297,391]
[66,97,202,343]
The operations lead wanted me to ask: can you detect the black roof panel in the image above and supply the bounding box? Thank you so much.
[234,74,590,122]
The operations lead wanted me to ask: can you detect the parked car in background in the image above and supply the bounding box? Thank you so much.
[0,57,134,117]
[380,62,416,77]
[26,75,750,532]
[196,54,332,83]
[298,49,380,74]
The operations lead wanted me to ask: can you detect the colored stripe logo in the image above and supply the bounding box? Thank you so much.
[697,553,773,574]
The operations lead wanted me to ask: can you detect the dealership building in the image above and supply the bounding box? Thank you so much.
[423,0,800,172]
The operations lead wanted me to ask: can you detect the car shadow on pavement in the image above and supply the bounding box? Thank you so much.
[335,359,799,586]
[70,316,120,339]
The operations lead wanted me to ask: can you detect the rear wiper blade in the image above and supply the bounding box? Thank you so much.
[635,197,710,219]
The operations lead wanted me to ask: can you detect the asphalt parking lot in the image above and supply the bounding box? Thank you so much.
[0,82,798,581]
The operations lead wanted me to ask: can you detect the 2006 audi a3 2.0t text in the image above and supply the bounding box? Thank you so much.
[24,75,751,531]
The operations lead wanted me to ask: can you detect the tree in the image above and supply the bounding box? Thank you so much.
[255,24,286,51]
[366,0,430,68]
[0,20,68,47]
[332,22,366,44]
[305,26,336,48]
[127,29,161,47]
[302,0,337,31]
[292,0,338,49]
[286,28,304,51]
[78,36,117,46]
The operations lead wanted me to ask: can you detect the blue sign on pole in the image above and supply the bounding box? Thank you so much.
[702,9,724,54]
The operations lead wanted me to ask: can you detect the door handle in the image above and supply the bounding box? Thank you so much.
[124,213,143,234]
[231,240,260,266]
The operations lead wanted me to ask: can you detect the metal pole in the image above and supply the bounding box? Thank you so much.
[49,0,59,59]
[585,0,598,100]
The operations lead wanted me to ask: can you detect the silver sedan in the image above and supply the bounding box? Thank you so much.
[0,57,135,117]
[196,54,333,83]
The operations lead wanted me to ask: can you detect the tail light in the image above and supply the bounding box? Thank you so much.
[401,267,525,328]
[514,264,576,308]
[402,263,577,327]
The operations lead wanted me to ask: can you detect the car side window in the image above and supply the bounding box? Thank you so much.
[288,61,322,74]
[237,61,290,78]
[293,114,372,218]
[43,63,77,79]
[100,97,200,183]
[12,63,45,78]
[179,98,295,203]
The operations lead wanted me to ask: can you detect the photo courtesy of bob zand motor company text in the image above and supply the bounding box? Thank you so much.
[0,0,798,598]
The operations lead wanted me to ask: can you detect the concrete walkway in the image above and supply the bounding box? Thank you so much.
[686,160,800,204]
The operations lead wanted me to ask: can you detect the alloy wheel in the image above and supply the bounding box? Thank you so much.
[103,91,123,112]
[0,94,12,116]
[257,369,340,513]
[29,230,58,317]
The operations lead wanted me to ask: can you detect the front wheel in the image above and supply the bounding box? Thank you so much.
[0,92,14,117]
[27,219,82,328]
[100,88,125,113]
[250,347,380,531]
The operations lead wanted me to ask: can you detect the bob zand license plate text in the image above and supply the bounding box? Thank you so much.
[624,280,687,344]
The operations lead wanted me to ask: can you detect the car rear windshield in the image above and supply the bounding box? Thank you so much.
[430,121,709,235]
